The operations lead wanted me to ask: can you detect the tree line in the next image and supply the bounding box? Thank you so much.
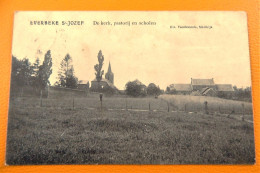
[11,49,251,100]
[11,50,79,97]
[125,82,161,97]
[11,50,52,96]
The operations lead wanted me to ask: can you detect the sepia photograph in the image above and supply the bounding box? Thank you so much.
[6,11,255,165]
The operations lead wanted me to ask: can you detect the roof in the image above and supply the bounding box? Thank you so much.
[190,90,202,96]
[91,78,117,89]
[78,80,89,84]
[191,78,215,85]
[216,84,234,91]
[107,61,112,73]
[201,87,216,95]
[169,84,192,91]
[92,78,109,82]
[201,87,209,94]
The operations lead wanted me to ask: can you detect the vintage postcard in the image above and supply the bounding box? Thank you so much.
[6,11,255,165]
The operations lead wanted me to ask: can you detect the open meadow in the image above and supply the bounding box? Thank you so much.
[6,95,255,164]
[160,95,253,116]
[12,94,254,120]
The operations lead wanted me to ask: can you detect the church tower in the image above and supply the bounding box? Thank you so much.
[105,61,114,84]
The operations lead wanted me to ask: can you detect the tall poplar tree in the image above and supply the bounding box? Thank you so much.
[38,50,52,89]
[94,50,104,91]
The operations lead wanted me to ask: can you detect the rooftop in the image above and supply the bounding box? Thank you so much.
[216,84,234,91]
[92,78,118,89]
[191,78,215,85]
[78,80,89,84]
[169,84,192,91]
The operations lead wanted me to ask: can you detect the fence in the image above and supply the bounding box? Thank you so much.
[160,94,253,115]
[11,95,253,116]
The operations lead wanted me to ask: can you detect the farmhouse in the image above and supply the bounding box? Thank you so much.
[168,84,192,95]
[216,84,234,92]
[167,78,234,96]
[191,78,216,91]
[200,87,217,97]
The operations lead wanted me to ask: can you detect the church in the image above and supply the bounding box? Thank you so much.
[90,62,118,91]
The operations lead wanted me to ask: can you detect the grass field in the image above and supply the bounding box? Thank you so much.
[6,96,255,164]
[160,95,253,115]
[13,94,253,113]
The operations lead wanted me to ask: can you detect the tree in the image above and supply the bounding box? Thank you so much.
[94,50,104,92]
[147,83,161,96]
[31,57,40,90]
[10,53,52,97]
[57,53,78,88]
[65,66,78,88]
[10,56,34,96]
[13,57,33,87]
[10,56,20,92]
[32,57,40,76]
[218,85,252,102]
[166,87,170,93]
[234,86,252,102]
[37,50,52,89]
[125,81,142,97]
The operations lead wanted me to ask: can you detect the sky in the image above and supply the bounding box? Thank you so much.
[11,11,252,90]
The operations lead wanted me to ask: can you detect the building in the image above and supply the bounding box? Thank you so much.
[105,61,114,84]
[91,78,117,91]
[201,87,217,97]
[168,84,192,95]
[91,62,118,92]
[77,80,89,90]
[167,78,233,96]
[191,78,216,91]
[215,84,234,98]
[216,84,234,92]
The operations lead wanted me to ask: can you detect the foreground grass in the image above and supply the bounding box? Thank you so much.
[6,100,255,165]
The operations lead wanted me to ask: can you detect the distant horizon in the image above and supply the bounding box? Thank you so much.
[12,12,252,90]
[12,52,252,90]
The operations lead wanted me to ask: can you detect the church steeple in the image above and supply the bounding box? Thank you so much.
[108,61,112,73]
[105,61,114,84]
